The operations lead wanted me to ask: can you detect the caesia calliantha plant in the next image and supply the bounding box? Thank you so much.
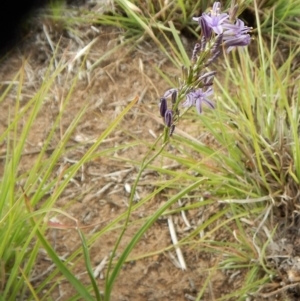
[159,2,252,137]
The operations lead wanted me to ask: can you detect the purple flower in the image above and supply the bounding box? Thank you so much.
[224,34,251,52]
[193,2,228,37]
[192,3,252,53]
[222,19,251,52]
[182,87,214,114]
[202,12,228,35]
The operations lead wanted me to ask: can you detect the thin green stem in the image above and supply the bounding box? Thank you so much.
[105,132,168,299]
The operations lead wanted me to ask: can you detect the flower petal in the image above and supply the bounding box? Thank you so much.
[195,98,203,114]
[163,88,177,99]
[203,98,215,109]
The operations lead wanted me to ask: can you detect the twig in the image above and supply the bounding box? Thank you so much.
[168,216,187,270]
[219,195,271,204]
[30,253,69,282]
[93,256,108,278]
[256,283,299,298]
[178,199,192,229]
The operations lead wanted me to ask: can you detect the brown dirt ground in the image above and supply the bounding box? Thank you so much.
[0,10,230,300]
[2,3,300,301]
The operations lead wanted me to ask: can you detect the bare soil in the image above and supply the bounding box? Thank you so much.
[0,11,230,300]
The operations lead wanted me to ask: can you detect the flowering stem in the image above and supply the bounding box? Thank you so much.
[159,1,252,136]
[105,134,168,297]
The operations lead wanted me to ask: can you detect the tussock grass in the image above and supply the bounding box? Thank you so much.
[0,42,137,300]
[142,5,300,299]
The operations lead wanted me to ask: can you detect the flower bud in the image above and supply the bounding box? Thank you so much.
[171,90,177,104]
[192,43,201,61]
[160,97,167,118]
[229,3,239,22]
[200,17,212,39]
[200,36,206,52]
[211,33,223,54]
[164,110,173,127]
[170,124,175,136]
[204,50,220,67]
[198,71,216,83]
